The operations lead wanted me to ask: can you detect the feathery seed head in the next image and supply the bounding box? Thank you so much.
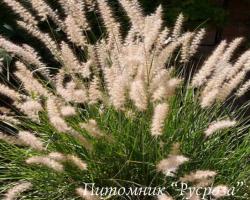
[151,103,169,136]
[205,119,236,137]
[18,131,45,151]
[4,182,32,200]
[26,156,64,172]
[157,155,189,176]
[212,185,229,198]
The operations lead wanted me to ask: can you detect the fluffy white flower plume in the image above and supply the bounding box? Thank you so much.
[48,152,87,170]
[119,0,145,32]
[97,0,121,43]
[0,37,47,76]
[217,70,247,101]
[80,119,104,138]
[129,79,148,111]
[2,0,37,25]
[19,100,43,121]
[59,0,89,30]
[212,185,229,198]
[76,188,99,200]
[47,97,91,148]
[65,15,87,47]
[180,32,194,63]
[0,115,20,125]
[15,61,49,97]
[56,74,88,103]
[150,69,171,92]
[236,79,250,97]
[109,75,128,110]
[17,21,60,57]
[60,41,82,72]
[0,84,21,101]
[152,78,182,102]
[222,37,244,62]
[60,105,76,117]
[157,154,189,176]
[226,50,250,80]
[48,152,66,161]
[18,131,45,151]
[172,13,184,39]
[4,182,32,200]
[205,119,236,137]
[0,132,21,145]
[30,0,65,30]
[180,170,217,185]
[144,5,163,52]
[26,156,64,172]
[200,88,219,108]
[88,77,103,105]
[47,97,71,133]
[189,28,206,56]
[67,155,87,170]
[157,193,173,200]
[191,40,227,87]
[151,103,169,136]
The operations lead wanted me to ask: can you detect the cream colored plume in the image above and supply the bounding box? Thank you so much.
[180,170,217,186]
[0,37,48,76]
[205,119,236,137]
[157,154,189,176]
[212,185,229,198]
[236,79,250,97]
[0,84,21,101]
[172,13,184,39]
[109,75,128,110]
[3,182,32,200]
[191,40,227,87]
[67,155,87,170]
[48,152,87,170]
[60,105,76,117]
[151,103,169,136]
[30,0,65,30]
[157,194,174,200]
[15,61,48,97]
[80,119,104,138]
[17,21,60,57]
[88,77,103,104]
[76,187,99,200]
[97,0,121,43]
[0,132,21,145]
[19,100,43,121]
[2,0,37,25]
[18,131,45,151]
[119,0,145,32]
[189,28,206,56]
[26,156,64,172]
[129,79,148,111]
[65,15,87,47]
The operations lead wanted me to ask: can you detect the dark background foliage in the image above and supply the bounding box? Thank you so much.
[140,0,227,27]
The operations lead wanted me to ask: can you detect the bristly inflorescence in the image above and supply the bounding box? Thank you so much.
[0,0,249,200]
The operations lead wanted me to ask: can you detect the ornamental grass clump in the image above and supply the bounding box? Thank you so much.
[0,0,249,199]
